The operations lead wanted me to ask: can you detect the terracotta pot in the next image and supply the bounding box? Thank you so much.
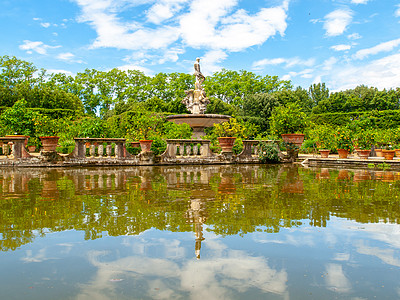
[383,149,395,160]
[357,149,371,159]
[281,134,305,147]
[375,148,384,157]
[395,149,400,157]
[218,137,236,152]
[39,136,60,152]
[337,169,350,180]
[28,145,36,152]
[139,140,153,152]
[319,149,330,158]
[318,168,330,179]
[382,171,395,182]
[130,142,141,148]
[337,149,349,159]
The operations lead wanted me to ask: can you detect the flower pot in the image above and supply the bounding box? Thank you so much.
[375,148,384,157]
[28,145,36,152]
[130,142,140,148]
[337,149,349,159]
[395,149,400,157]
[337,169,350,180]
[319,149,330,158]
[281,134,305,147]
[218,137,236,152]
[39,136,60,152]
[139,140,153,152]
[382,149,395,160]
[357,149,371,159]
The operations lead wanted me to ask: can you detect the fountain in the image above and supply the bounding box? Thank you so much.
[166,58,230,139]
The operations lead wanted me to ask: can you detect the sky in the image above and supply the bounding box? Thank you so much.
[1,0,400,91]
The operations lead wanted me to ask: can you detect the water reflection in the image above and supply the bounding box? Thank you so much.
[1,165,400,254]
[2,165,400,299]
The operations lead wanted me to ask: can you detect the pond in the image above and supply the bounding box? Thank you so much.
[1,165,400,299]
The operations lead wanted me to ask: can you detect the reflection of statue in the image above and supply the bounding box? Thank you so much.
[182,58,210,114]
[185,199,207,259]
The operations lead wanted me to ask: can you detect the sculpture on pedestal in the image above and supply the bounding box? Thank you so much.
[182,58,210,114]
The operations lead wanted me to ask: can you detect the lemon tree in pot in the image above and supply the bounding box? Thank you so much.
[213,118,245,153]
[270,103,307,147]
[34,114,60,152]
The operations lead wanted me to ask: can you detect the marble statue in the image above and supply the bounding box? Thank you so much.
[182,58,210,114]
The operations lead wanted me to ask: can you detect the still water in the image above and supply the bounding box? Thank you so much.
[1,165,400,300]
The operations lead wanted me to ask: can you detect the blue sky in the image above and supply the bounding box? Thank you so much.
[1,0,400,91]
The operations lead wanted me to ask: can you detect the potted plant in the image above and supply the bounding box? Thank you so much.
[309,125,335,158]
[355,129,374,159]
[213,118,245,153]
[128,113,163,152]
[378,130,396,160]
[270,103,307,147]
[333,127,353,159]
[34,115,60,152]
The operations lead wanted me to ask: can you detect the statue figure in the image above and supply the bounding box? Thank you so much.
[182,58,209,114]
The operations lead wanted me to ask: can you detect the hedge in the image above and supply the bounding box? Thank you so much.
[310,110,400,129]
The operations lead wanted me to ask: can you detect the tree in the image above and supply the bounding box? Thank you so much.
[204,69,292,107]
[242,93,280,131]
[308,83,329,107]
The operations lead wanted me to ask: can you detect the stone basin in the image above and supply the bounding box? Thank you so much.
[166,114,231,139]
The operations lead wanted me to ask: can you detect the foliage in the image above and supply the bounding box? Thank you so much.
[333,127,353,151]
[258,141,280,163]
[311,110,400,129]
[269,103,308,136]
[213,118,246,137]
[354,129,375,150]
[308,124,336,150]
[242,93,280,131]
[0,99,38,136]
[203,69,292,108]
[75,117,109,138]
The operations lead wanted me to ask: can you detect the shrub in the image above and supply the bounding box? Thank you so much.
[258,141,280,163]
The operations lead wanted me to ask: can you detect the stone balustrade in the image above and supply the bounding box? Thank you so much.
[70,138,130,159]
[238,140,280,159]
[0,136,31,159]
[161,139,214,159]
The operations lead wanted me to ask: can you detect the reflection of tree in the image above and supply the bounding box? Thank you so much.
[1,166,400,251]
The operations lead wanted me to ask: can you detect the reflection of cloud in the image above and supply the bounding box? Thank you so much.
[356,241,400,267]
[324,263,351,293]
[21,249,48,263]
[77,239,288,299]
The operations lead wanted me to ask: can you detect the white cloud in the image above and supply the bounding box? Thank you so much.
[326,53,400,90]
[73,0,289,55]
[40,22,51,28]
[395,5,400,17]
[347,32,362,40]
[323,9,353,36]
[117,64,154,75]
[180,0,288,52]
[19,40,60,55]
[252,57,315,70]
[353,38,400,60]
[57,52,75,60]
[201,50,228,74]
[351,0,369,4]
[331,44,352,51]
[146,0,185,24]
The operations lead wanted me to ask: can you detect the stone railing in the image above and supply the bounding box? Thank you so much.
[69,138,131,159]
[0,136,32,159]
[161,139,214,159]
[238,140,280,159]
